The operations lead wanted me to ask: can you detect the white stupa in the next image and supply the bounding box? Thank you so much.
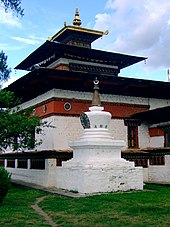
[56,79,143,194]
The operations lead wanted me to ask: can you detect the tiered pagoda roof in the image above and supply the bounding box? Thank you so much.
[7,68,170,102]
[15,40,146,76]
[15,8,146,77]
[7,8,170,103]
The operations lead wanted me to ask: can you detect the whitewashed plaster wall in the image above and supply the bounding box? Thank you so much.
[108,119,126,141]
[143,168,149,182]
[5,159,56,187]
[5,155,170,188]
[147,155,170,183]
[149,136,164,148]
[36,116,84,150]
[17,88,170,111]
[149,98,170,110]
[36,116,127,150]
[15,89,170,151]
[138,123,150,148]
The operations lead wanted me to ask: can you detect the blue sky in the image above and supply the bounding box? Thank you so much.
[1,0,170,87]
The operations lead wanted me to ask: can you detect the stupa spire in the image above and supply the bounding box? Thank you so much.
[91,78,101,106]
[73,8,82,26]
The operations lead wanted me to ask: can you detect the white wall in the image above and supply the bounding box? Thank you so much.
[36,116,83,150]
[5,155,170,188]
[149,136,164,148]
[149,98,170,110]
[139,123,150,148]
[147,155,170,183]
[6,159,56,187]
[36,117,128,150]
[14,88,170,151]
[109,119,126,141]
[17,88,170,111]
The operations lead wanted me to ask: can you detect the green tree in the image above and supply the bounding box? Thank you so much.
[0,51,11,86]
[0,0,24,17]
[0,0,49,152]
[0,90,47,152]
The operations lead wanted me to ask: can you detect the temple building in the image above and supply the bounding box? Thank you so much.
[0,9,170,187]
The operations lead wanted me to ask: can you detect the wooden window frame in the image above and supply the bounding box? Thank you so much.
[128,126,139,149]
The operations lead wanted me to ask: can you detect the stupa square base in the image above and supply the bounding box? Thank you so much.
[56,162,143,194]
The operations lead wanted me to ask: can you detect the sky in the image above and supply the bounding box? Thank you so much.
[1,0,170,87]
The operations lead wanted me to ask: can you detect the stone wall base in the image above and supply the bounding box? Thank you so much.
[56,161,143,194]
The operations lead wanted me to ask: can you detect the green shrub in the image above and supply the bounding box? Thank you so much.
[0,167,11,204]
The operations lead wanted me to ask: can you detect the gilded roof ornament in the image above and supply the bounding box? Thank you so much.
[73,8,82,26]
[104,30,109,35]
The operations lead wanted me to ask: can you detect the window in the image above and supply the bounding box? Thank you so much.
[134,159,148,168]
[56,159,62,166]
[30,159,45,170]
[149,156,165,165]
[128,126,139,148]
[7,159,15,168]
[164,131,170,147]
[56,157,72,166]
[17,159,28,169]
[0,159,4,167]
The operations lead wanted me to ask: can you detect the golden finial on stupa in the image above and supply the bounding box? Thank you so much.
[73,8,82,26]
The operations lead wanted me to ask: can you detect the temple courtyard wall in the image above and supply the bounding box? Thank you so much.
[1,155,170,190]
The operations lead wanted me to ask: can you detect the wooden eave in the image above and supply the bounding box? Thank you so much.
[122,147,170,156]
[6,68,170,103]
[0,150,73,159]
[131,105,170,124]
[15,40,146,71]
[1,147,170,159]
[50,25,104,42]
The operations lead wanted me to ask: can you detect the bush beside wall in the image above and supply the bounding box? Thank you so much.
[0,167,11,204]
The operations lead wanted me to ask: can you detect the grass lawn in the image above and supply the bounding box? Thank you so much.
[0,184,170,226]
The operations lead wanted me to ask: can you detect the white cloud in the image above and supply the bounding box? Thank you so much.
[11,36,41,45]
[0,7,21,28]
[94,0,170,70]
[0,43,24,51]
[0,43,8,49]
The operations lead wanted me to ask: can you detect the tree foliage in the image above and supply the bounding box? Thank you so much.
[0,0,24,17]
[0,0,48,152]
[0,51,11,87]
[0,90,48,152]
[0,167,11,204]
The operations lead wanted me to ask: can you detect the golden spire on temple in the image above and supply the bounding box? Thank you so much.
[73,8,82,26]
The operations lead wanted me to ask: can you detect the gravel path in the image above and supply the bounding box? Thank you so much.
[31,196,57,227]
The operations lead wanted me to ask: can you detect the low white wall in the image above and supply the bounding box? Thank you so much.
[143,168,149,182]
[5,159,56,187]
[147,155,170,183]
[3,155,170,188]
